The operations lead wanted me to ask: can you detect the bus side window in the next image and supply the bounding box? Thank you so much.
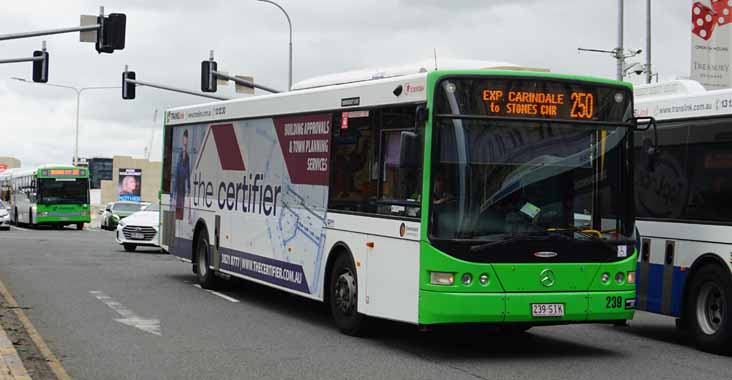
[377,106,423,218]
[329,111,378,214]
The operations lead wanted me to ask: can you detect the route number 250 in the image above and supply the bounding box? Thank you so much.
[570,92,594,119]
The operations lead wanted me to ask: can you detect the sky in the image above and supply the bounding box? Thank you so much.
[0,0,690,168]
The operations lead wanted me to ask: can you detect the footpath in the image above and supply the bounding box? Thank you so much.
[0,324,31,380]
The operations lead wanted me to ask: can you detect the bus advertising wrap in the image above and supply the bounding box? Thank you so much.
[170,114,332,296]
[118,168,142,202]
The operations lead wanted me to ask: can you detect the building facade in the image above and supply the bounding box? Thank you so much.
[0,156,21,173]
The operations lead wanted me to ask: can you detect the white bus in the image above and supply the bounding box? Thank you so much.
[161,61,642,335]
[634,80,732,354]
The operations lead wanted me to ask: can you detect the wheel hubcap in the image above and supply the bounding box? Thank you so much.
[334,269,356,315]
[198,240,208,277]
[697,282,725,335]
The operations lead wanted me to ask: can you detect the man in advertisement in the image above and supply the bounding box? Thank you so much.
[174,129,192,223]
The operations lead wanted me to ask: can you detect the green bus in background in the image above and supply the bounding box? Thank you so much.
[0,164,90,230]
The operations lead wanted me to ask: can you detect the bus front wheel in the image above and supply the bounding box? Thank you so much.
[686,264,732,354]
[328,254,368,336]
[194,229,219,289]
[76,223,84,230]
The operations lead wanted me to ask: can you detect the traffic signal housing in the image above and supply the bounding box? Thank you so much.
[32,50,49,83]
[96,13,126,53]
[201,60,217,92]
[122,71,135,100]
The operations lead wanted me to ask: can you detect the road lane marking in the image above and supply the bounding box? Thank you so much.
[89,291,161,336]
[192,284,240,303]
[9,226,31,232]
[0,276,72,380]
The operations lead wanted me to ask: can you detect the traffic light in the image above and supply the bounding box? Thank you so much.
[96,13,126,53]
[122,71,135,100]
[201,60,217,92]
[32,50,49,83]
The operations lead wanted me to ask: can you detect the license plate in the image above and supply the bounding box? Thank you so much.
[131,232,145,240]
[531,303,565,317]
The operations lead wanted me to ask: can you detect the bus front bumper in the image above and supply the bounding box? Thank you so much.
[419,290,635,325]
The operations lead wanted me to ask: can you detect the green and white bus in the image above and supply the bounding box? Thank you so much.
[0,164,91,230]
[161,62,643,334]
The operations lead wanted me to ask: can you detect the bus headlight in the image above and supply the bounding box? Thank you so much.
[601,272,610,284]
[429,272,454,286]
[40,212,49,216]
[461,273,472,285]
[479,273,490,285]
[627,271,636,284]
[615,272,625,284]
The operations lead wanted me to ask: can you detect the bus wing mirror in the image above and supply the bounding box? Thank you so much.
[399,131,420,168]
[415,105,428,128]
[633,116,660,172]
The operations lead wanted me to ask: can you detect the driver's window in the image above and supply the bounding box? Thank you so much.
[377,107,423,218]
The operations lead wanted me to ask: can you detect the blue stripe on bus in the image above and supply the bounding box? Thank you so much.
[645,264,664,313]
[174,237,193,260]
[635,262,689,317]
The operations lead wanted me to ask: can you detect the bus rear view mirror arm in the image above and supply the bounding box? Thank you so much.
[632,116,659,172]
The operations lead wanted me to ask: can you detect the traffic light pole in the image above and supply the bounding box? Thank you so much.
[0,24,99,41]
[124,77,230,101]
[0,55,44,64]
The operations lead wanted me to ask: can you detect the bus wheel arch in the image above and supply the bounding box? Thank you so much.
[324,242,368,335]
[192,219,219,289]
[192,219,208,274]
[682,254,731,321]
[682,253,732,354]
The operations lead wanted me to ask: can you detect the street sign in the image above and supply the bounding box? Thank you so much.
[79,15,97,42]
[235,75,255,94]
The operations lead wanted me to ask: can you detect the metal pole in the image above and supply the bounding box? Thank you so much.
[257,0,293,90]
[74,90,80,165]
[646,0,652,84]
[0,24,99,42]
[616,0,624,81]
[126,78,230,100]
[212,70,281,93]
[0,56,44,64]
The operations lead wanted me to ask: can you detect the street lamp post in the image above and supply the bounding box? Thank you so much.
[10,78,119,165]
[257,0,293,90]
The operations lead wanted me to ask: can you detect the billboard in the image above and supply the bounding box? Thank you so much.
[691,1,732,90]
[118,168,142,202]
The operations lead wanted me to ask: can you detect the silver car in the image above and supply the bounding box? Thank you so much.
[0,200,10,230]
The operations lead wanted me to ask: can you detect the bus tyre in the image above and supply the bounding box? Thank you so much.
[329,254,367,336]
[686,264,732,354]
[123,244,136,252]
[76,223,84,230]
[195,230,219,290]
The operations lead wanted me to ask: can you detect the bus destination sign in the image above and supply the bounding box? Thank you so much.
[481,89,594,119]
[435,78,630,123]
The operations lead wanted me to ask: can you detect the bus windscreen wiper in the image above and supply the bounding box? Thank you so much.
[546,226,603,240]
[469,233,570,254]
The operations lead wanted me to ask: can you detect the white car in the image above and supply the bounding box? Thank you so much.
[115,203,160,252]
[0,200,10,230]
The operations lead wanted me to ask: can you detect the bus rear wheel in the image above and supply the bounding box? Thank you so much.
[329,254,367,336]
[195,229,219,289]
[76,223,84,230]
[686,264,732,354]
